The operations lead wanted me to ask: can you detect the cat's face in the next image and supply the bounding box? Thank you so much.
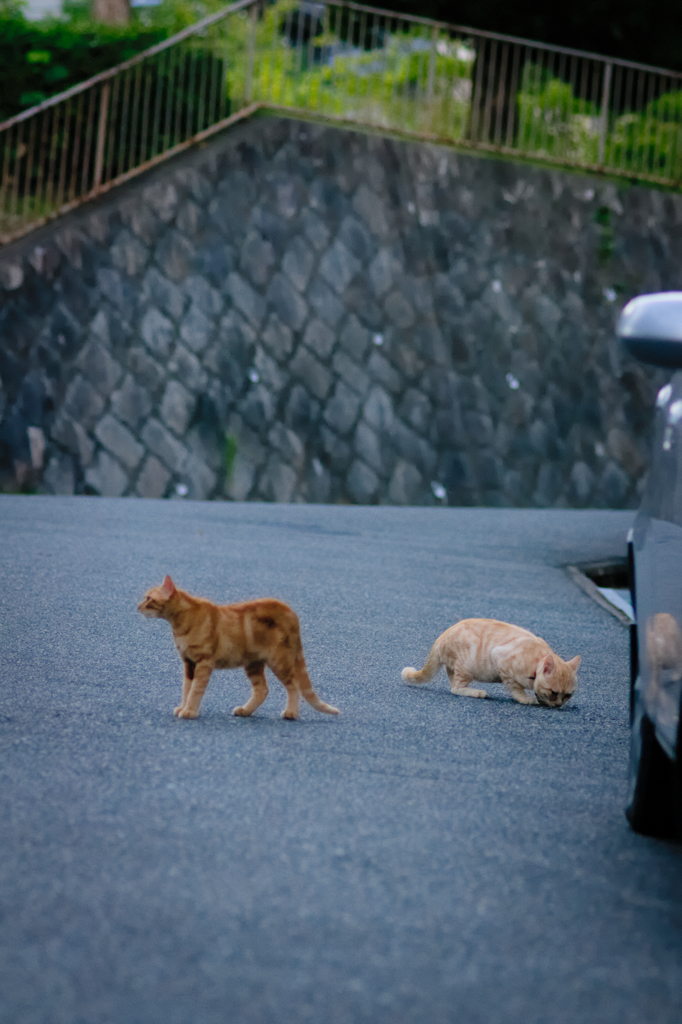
[533,654,581,708]
[138,576,176,618]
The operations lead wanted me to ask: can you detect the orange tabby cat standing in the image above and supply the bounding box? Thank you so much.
[138,576,339,720]
[402,618,581,707]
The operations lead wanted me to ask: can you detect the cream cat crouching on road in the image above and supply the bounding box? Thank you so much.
[402,618,581,707]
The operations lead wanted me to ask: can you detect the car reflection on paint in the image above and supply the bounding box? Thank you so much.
[618,292,682,840]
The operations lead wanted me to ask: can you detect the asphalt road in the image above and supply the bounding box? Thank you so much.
[1,496,681,1024]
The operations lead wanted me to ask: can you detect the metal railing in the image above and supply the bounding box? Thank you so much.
[2,0,682,245]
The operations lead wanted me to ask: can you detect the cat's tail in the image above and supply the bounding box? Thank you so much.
[297,662,340,715]
[402,644,442,684]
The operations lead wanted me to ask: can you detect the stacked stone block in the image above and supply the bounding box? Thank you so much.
[0,115,679,507]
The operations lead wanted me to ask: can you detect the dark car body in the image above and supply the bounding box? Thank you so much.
[619,293,682,839]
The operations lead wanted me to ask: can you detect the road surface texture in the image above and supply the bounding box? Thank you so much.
[1,496,681,1024]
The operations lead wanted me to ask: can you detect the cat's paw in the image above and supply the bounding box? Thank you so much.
[451,686,488,698]
[233,705,252,717]
[281,709,299,720]
[173,706,184,716]
[401,667,419,683]
[176,708,198,719]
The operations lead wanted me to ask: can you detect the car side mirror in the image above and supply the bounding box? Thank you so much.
[617,292,682,368]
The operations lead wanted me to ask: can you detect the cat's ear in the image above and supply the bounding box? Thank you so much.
[160,575,176,598]
[567,655,581,671]
[540,655,555,676]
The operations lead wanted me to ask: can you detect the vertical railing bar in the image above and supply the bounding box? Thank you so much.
[128,62,144,171]
[405,16,417,125]
[354,6,364,117]
[598,60,613,165]
[206,29,220,125]
[278,3,293,105]
[139,63,153,163]
[174,47,187,144]
[567,53,579,154]
[39,107,53,211]
[0,126,13,217]
[492,42,509,146]
[151,52,166,158]
[515,46,530,150]
[650,73,667,178]
[590,58,601,130]
[447,29,457,139]
[37,107,53,203]
[477,35,493,143]
[505,42,520,149]
[630,69,644,173]
[381,11,391,124]
[414,16,426,130]
[175,38,185,135]
[555,51,566,156]
[662,74,675,181]
[413,16,423,129]
[538,49,552,155]
[116,69,131,175]
[371,12,383,116]
[93,81,110,190]
[656,74,670,180]
[308,2,318,105]
[68,92,84,201]
[56,99,71,206]
[343,7,353,116]
[481,38,497,142]
[667,80,679,185]
[196,36,210,132]
[419,19,430,122]
[105,73,122,180]
[609,62,623,170]
[620,66,634,171]
[163,45,177,150]
[401,17,412,131]
[245,2,258,105]
[261,0,277,103]
[577,57,589,117]
[23,115,37,218]
[639,73,657,173]
[357,10,368,116]
[310,3,321,109]
[44,104,61,209]
[218,23,230,121]
[426,22,437,102]
[10,121,24,219]
[293,0,302,79]
[532,48,543,152]
[526,48,539,151]
[306,4,316,110]
[184,43,198,138]
[318,2,331,115]
[469,34,487,142]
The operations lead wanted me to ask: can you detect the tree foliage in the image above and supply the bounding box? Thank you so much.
[0,1,228,122]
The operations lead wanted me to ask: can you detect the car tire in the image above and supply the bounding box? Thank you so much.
[626,708,682,840]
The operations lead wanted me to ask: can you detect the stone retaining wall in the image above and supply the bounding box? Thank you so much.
[1,113,679,507]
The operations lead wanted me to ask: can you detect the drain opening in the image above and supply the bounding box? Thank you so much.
[567,560,634,625]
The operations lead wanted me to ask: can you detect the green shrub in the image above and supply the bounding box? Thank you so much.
[0,16,166,121]
[608,89,682,180]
